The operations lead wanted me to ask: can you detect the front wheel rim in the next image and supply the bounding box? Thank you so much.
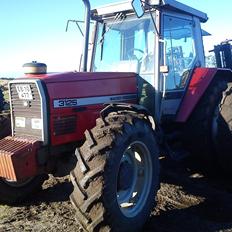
[117,141,153,218]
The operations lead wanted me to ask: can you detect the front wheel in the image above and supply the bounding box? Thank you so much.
[70,113,160,232]
[0,175,48,204]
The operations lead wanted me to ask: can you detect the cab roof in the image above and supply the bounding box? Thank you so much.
[93,0,208,23]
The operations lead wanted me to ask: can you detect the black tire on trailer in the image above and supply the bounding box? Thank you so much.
[184,78,232,173]
[70,112,160,232]
[0,175,48,204]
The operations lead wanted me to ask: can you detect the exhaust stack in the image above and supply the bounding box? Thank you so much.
[81,0,91,72]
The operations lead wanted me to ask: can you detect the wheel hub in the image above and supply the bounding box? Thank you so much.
[118,161,134,191]
[117,141,153,218]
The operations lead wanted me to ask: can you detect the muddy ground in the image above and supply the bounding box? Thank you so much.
[1,159,232,232]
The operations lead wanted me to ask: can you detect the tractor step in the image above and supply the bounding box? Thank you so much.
[0,136,41,181]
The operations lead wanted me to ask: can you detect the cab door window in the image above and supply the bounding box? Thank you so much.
[163,15,196,91]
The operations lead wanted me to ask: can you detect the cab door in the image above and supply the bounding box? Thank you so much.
[160,13,203,122]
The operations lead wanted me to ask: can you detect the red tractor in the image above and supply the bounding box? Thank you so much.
[0,0,232,231]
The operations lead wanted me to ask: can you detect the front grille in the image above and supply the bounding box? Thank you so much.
[9,82,43,140]
[53,115,77,136]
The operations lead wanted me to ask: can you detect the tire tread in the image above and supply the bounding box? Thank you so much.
[70,112,159,232]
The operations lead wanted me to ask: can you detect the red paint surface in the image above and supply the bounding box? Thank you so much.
[26,71,136,83]
[0,137,40,181]
[30,72,138,146]
[176,68,218,122]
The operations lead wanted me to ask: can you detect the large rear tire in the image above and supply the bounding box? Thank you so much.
[0,175,48,204]
[70,112,160,232]
[213,82,232,172]
[184,78,232,173]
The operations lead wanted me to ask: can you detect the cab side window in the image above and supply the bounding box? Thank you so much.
[163,15,196,91]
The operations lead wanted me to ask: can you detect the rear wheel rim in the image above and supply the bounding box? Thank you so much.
[117,141,153,218]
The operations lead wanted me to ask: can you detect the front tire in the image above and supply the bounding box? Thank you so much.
[70,112,160,232]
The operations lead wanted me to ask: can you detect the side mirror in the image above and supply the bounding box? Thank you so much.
[160,65,169,74]
[131,0,145,18]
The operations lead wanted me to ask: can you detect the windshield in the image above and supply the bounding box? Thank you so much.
[92,14,155,83]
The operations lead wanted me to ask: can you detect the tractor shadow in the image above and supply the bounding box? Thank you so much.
[38,177,73,203]
[16,176,74,207]
[144,158,232,232]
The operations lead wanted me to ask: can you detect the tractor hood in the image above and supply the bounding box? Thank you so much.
[23,71,136,84]
[21,71,138,101]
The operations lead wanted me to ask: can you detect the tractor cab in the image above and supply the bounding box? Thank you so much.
[1,1,232,232]
[89,0,208,122]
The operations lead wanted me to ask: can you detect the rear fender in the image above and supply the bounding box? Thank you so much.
[176,68,232,123]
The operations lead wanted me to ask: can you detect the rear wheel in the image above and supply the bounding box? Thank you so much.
[213,82,232,172]
[70,112,160,232]
[184,78,232,173]
[0,175,48,204]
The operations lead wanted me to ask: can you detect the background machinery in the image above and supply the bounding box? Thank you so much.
[210,39,232,69]
[0,81,11,140]
[0,87,4,111]
[0,0,232,231]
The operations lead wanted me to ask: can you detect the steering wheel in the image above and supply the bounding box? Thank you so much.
[127,48,145,62]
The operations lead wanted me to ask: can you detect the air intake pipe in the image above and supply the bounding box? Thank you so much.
[81,0,91,72]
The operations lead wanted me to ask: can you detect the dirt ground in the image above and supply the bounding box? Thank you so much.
[1,158,232,232]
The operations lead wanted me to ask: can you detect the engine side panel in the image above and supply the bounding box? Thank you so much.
[44,72,138,146]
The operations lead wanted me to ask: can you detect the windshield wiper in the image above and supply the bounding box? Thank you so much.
[99,12,126,60]
[99,12,126,44]
[100,23,106,60]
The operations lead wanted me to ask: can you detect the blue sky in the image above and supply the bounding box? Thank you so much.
[0,0,231,77]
